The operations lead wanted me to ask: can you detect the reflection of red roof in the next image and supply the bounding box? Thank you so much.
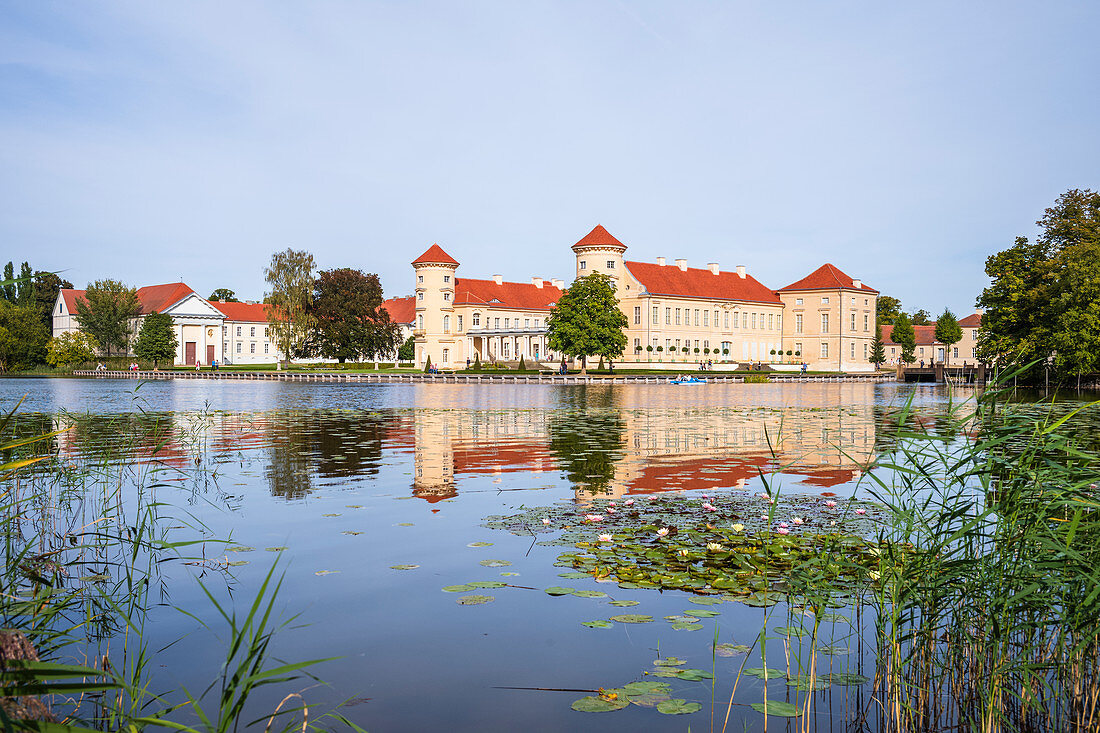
[454,278,563,311]
[381,296,415,325]
[412,244,459,266]
[61,283,196,316]
[624,262,782,304]
[573,224,626,250]
[211,301,271,323]
[626,454,858,494]
[453,441,555,474]
[958,313,982,327]
[778,264,877,293]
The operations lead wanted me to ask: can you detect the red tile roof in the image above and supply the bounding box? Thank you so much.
[778,264,878,293]
[60,283,196,316]
[573,224,626,250]
[623,261,782,304]
[412,243,459,266]
[958,313,982,327]
[210,301,272,323]
[454,278,563,311]
[381,296,415,324]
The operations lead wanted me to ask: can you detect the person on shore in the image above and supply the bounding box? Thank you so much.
[195,360,201,371]
[212,359,218,371]
[801,362,807,374]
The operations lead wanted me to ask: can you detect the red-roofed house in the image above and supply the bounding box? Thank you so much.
[880,312,984,366]
[381,296,416,360]
[411,225,880,371]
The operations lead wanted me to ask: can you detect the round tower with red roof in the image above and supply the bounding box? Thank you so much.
[572,225,627,292]
[412,244,460,368]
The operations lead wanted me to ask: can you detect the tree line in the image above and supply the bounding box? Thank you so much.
[0,261,73,371]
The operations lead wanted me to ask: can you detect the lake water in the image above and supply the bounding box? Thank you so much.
[1,377,980,731]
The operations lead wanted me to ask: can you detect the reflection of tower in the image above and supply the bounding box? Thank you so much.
[413,244,459,369]
[413,411,457,502]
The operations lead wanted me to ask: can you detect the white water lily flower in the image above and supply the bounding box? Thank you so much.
[731,523,745,533]
[598,534,613,542]
[706,542,724,552]
[657,527,670,537]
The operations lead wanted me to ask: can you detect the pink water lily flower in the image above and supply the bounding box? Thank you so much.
[760,514,769,521]
[777,527,790,535]
[607,508,617,514]
[825,500,837,508]
[585,514,604,522]
[624,499,635,506]
[791,517,804,525]
[541,518,551,525]
[608,501,616,507]
[778,522,789,529]
[702,502,718,512]
[657,527,670,537]
[598,534,613,542]
[855,508,867,515]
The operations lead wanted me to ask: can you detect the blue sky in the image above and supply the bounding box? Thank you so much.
[2,1,1097,317]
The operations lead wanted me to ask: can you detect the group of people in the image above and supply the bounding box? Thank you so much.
[697,360,715,371]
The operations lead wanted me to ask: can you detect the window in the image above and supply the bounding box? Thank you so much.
[652,306,658,322]
[250,327,256,337]
[795,298,803,305]
[694,309,700,326]
[851,342,855,358]
[579,261,587,270]
[418,292,424,301]
[865,299,869,306]
[473,313,480,326]
[418,275,424,283]
[851,297,857,305]
[236,326,242,336]
[534,318,540,328]
[634,306,641,325]
[442,348,449,363]
[524,318,530,328]
[504,318,510,329]
[953,347,959,358]
[264,343,269,354]
[443,316,450,333]
[822,297,830,305]
[264,328,268,338]
[714,310,718,327]
[703,310,709,327]
[236,343,241,353]
[665,338,671,349]
[821,313,829,333]
[850,313,856,331]
[767,314,773,330]
[821,342,829,358]
[795,342,802,355]
[222,326,227,335]
[418,315,424,330]
[694,339,700,350]
[864,314,869,332]
[703,340,709,349]
[443,292,450,301]
[972,330,978,339]
[223,341,228,351]
[443,275,450,283]
[606,260,616,269]
[863,343,867,359]
[494,318,500,328]
[742,313,748,329]
[751,313,757,329]
[458,315,463,331]
[665,308,671,325]
[675,309,681,325]
[250,343,255,354]
[634,337,641,349]
[777,314,781,330]
[724,312,730,328]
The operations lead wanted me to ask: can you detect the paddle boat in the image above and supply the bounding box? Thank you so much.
[670,375,707,385]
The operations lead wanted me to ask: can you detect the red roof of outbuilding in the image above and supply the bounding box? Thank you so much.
[881,313,982,345]
[61,283,196,316]
[412,244,459,266]
[958,313,982,327]
[381,296,415,324]
[624,261,782,304]
[210,301,272,323]
[573,224,626,250]
[454,278,563,310]
[778,264,878,293]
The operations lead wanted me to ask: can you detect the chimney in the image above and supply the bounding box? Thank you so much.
[493,274,503,285]
[551,278,564,289]
[736,265,746,279]
[656,257,666,267]
[708,262,719,275]
[852,279,862,290]
[532,276,543,288]
[675,259,687,271]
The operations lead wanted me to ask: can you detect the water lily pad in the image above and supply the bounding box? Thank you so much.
[314,570,340,576]
[573,590,607,598]
[500,572,520,577]
[714,643,750,656]
[608,599,639,607]
[389,564,419,570]
[442,584,476,592]
[79,574,112,583]
[825,672,870,685]
[743,667,786,679]
[649,668,681,678]
[467,541,493,547]
[545,586,575,596]
[671,622,702,631]
[740,592,781,607]
[673,669,714,681]
[322,513,342,517]
[816,613,850,624]
[581,620,613,628]
[684,608,720,618]
[479,559,511,567]
[226,546,255,553]
[467,580,506,588]
[653,657,686,667]
[226,559,248,566]
[816,645,850,655]
[657,699,701,715]
[787,674,829,691]
[456,594,494,605]
[264,547,288,552]
[346,504,364,508]
[558,571,590,579]
[571,695,628,713]
[664,615,700,623]
[688,596,724,605]
[750,700,800,717]
[609,614,653,624]
[396,522,414,526]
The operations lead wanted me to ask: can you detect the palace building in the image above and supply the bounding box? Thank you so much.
[413,225,879,372]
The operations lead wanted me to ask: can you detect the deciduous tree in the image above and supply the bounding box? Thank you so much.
[934,309,963,366]
[16,263,33,306]
[0,301,48,371]
[133,311,178,367]
[264,249,315,367]
[208,288,238,302]
[891,312,916,365]
[911,309,932,326]
[876,295,902,326]
[546,272,628,374]
[74,279,140,356]
[1,262,14,302]
[46,331,98,367]
[309,268,401,364]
